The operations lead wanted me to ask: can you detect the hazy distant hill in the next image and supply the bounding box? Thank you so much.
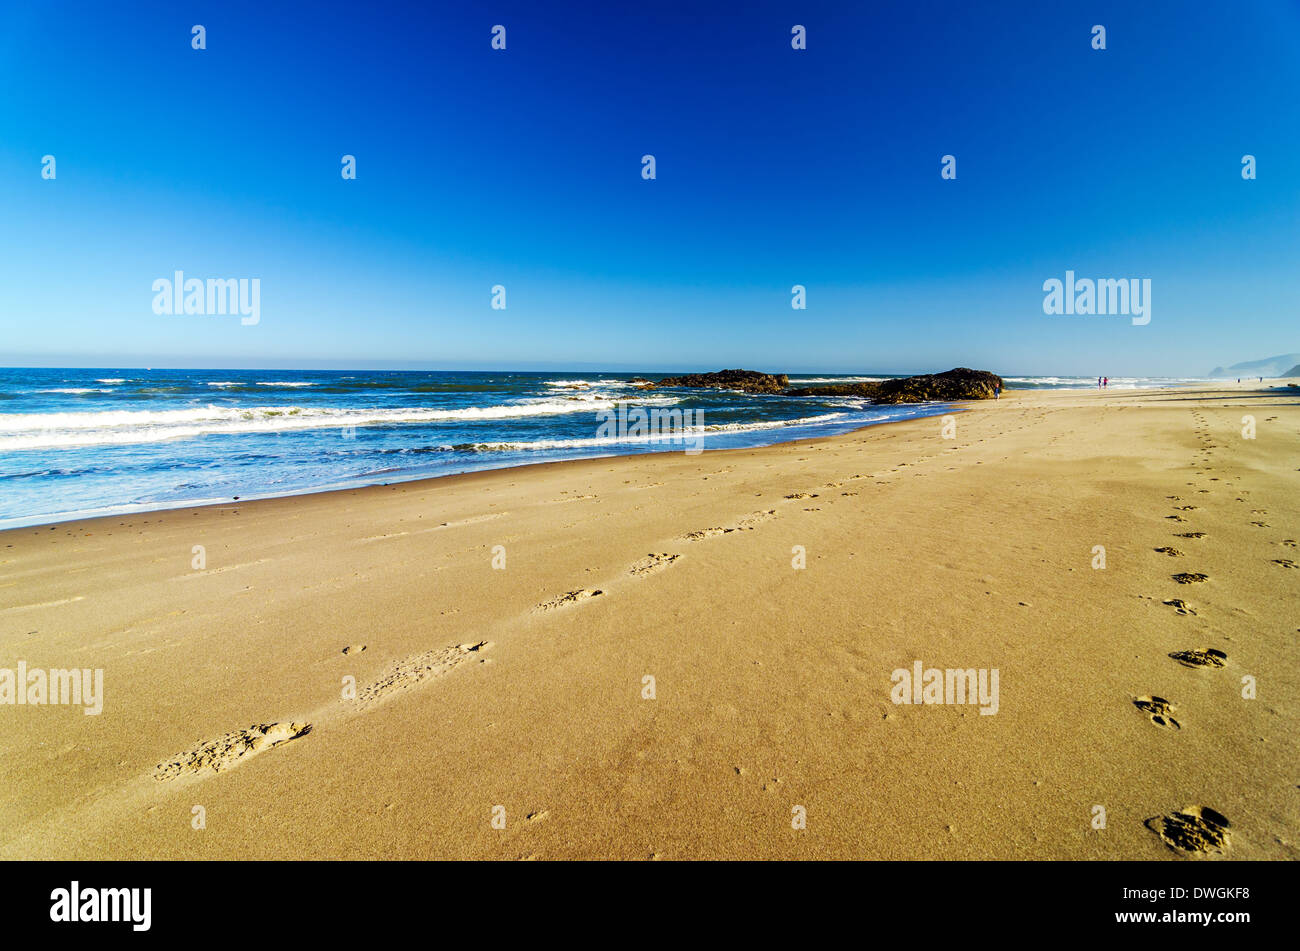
[1208,353,1300,378]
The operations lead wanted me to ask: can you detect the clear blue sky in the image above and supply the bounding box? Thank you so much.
[1,0,1297,375]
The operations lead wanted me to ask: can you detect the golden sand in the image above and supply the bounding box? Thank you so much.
[1,384,1296,859]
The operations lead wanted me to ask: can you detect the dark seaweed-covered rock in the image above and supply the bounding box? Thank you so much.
[785,368,1004,403]
[654,369,790,394]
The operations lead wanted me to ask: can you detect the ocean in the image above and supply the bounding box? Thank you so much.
[0,369,1201,528]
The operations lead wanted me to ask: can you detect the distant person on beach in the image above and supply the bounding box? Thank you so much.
[1103,377,1108,388]
[994,383,1001,400]
[1098,377,1102,388]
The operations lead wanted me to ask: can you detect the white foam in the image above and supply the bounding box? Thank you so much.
[0,396,683,450]
[544,379,640,388]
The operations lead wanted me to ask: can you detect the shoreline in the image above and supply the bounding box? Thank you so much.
[0,400,964,532]
[2,384,1297,859]
[10,377,1282,533]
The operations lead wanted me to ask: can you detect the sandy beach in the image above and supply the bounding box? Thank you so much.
[2,383,1297,860]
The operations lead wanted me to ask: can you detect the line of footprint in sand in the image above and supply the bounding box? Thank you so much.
[154,496,782,779]
[150,503,796,784]
[158,501,785,784]
[1134,410,1276,857]
[529,510,785,611]
[152,641,493,783]
[528,483,869,614]
[525,471,889,627]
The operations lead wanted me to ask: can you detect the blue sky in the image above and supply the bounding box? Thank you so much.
[1,0,1297,375]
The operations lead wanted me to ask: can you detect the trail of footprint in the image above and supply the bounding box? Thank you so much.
[629,553,681,576]
[1134,696,1181,729]
[682,527,731,541]
[154,722,312,782]
[1169,648,1226,669]
[1146,806,1230,856]
[171,559,271,580]
[536,589,604,611]
[408,512,510,536]
[356,641,490,707]
[680,510,777,542]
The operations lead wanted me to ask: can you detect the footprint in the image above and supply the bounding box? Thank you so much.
[1280,540,1297,548]
[1145,806,1230,856]
[1162,599,1197,616]
[784,493,818,500]
[1172,505,1198,511]
[1134,696,1181,729]
[1271,559,1297,569]
[1173,532,1206,539]
[357,642,489,706]
[154,721,312,781]
[682,527,732,541]
[1251,521,1270,528]
[341,644,367,655]
[1153,547,1183,557]
[537,589,604,610]
[681,510,777,541]
[1172,572,1209,584]
[737,510,777,529]
[629,553,680,576]
[1169,648,1226,669]
[1165,515,1187,522]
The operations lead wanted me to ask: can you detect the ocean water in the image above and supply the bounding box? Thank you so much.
[0,369,1198,528]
